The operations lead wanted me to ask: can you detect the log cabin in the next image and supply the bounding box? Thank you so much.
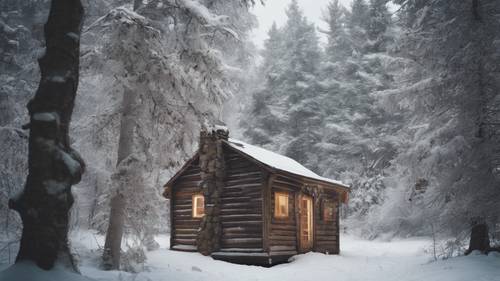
[162,128,349,266]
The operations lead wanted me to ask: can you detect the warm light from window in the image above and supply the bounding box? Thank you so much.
[192,194,205,218]
[274,192,289,218]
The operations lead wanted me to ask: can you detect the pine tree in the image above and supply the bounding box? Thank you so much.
[366,0,391,52]
[349,0,369,29]
[370,0,500,241]
[323,0,352,60]
[243,0,323,166]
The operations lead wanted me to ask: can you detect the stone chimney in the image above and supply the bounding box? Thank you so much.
[196,126,228,255]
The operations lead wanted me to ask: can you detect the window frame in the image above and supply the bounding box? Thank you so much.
[274,191,290,219]
[322,200,336,222]
[192,193,205,218]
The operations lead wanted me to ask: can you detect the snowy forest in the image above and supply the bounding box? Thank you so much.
[1,0,500,280]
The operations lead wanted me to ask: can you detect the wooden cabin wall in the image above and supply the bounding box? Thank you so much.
[313,190,340,254]
[268,175,300,255]
[219,149,265,252]
[171,159,202,251]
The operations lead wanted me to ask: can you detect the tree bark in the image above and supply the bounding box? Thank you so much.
[102,193,125,270]
[466,221,490,254]
[102,87,137,270]
[8,0,85,271]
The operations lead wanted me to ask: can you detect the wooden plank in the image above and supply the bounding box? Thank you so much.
[271,223,295,230]
[222,221,262,227]
[174,238,196,245]
[270,235,296,241]
[271,230,296,237]
[269,239,296,246]
[219,248,264,253]
[269,245,296,251]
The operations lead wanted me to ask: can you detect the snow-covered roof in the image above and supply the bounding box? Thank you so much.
[226,138,348,188]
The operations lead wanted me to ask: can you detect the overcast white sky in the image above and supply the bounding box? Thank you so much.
[250,0,353,48]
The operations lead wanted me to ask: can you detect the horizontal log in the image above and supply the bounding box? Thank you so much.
[272,183,299,192]
[174,184,201,191]
[226,171,262,178]
[271,224,296,230]
[175,228,198,234]
[174,222,200,229]
[269,239,296,246]
[175,234,197,239]
[221,238,262,247]
[174,238,196,245]
[269,250,298,256]
[222,221,262,227]
[270,245,296,251]
[270,229,296,237]
[221,196,253,203]
[173,203,192,208]
[222,190,262,198]
[226,178,263,186]
[271,219,296,225]
[220,208,261,215]
[315,241,337,247]
[275,175,303,185]
[223,202,260,208]
[221,214,261,219]
[174,191,199,199]
[315,230,337,236]
[174,217,201,223]
[223,226,262,234]
[173,199,194,205]
[315,236,337,242]
[270,235,296,241]
[174,214,197,219]
[222,233,262,239]
[219,248,264,253]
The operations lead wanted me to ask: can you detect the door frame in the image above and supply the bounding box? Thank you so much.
[298,193,314,253]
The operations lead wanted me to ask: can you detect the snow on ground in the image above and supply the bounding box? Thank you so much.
[2,231,500,281]
[77,231,500,281]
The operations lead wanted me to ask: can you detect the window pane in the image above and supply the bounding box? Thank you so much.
[193,194,205,218]
[275,192,288,218]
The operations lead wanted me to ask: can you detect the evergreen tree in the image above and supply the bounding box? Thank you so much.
[370,0,500,242]
[243,0,323,167]
[349,0,369,29]
[323,0,352,60]
[366,0,391,52]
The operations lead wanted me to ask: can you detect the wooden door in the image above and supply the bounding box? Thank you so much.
[299,195,313,252]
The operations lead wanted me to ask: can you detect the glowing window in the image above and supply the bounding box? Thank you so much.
[274,192,289,218]
[192,194,205,218]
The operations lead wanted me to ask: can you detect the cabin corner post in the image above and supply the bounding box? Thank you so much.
[196,129,227,255]
[262,173,274,255]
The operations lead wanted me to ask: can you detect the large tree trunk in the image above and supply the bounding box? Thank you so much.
[8,0,85,271]
[102,193,125,270]
[102,87,137,270]
[466,220,490,255]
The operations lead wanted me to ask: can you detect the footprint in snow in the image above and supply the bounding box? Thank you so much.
[192,266,202,272]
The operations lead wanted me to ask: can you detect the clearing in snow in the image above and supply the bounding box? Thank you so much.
[55,232,500,281]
